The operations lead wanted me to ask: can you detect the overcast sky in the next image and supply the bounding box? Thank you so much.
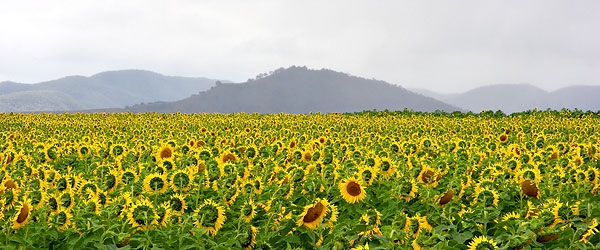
[1,0,598,93]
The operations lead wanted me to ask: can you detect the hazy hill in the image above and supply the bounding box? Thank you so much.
[128,66,460,113]
[411,84,600,113]
[0,70,219,112]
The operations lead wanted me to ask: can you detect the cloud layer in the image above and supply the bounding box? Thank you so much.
[1,0,599,92]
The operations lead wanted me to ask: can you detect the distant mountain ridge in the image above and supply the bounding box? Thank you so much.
[0,70,220,112]
[128,66,461,113]
[411,84,600,113]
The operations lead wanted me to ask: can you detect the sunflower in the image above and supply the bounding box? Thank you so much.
[472,186,500,207]
[58,189,75,211]
[438,189,454,205]
[581,218,599,243]
[297,198,328,230]
[121,169,139,185]
[517,168,542,198]
[127,198,157,229]
[3,178,19,191]
[171,169,192,192]
[194,199,226,236]
[498,133,508,143]
[45,193,60,214]
[50,208,73,230]
[143,173,168,194]
[396,178,418,202]
[279,176,294,199]
[169,193,187,216]
[467,236,498,250]
[240,200,256,223]
[110,144,127,159]
[156,202,173,227]
[378,157,395,179]
[103,168,121,193]
[417,166,440,187]
[12,199,32,229]
[240,224,258,250]
[156,145,175,161]
[339,177,366,204]
[217,151,237,166]
[359,167,377,186]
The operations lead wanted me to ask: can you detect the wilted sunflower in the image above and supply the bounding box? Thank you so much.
[194,199,226,236]
[143,173,168,194]
[297,198,328,230]
[339,177,366,204]
[12,199,32,229]
[467,236,498,250]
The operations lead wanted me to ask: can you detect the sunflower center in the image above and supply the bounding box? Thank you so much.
[439,190,454,205]
[16,205,30,223]
[499,134,507,142]
[303,202,325,223]
[222,153,236,163]
[346,181,362,196]
[421,170,435,183]
[521,179,538,197]
[160,147,172,159]
[4,180,17,190]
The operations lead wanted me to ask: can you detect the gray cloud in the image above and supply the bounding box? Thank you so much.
[1,0,599,93]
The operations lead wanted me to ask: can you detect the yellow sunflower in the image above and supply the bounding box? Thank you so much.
[194,199,226,236]
[297,198,328,230]
[240,200,257,223]
[143,173,168,194]
[12,199,32,229]
[156,145,174,161]
[467,236,498,250]
[127,198,157,229]
[169,193,187,216]
[339,177,366,204]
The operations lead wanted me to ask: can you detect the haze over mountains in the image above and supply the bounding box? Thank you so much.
[1,66,599,114]
[0,70,218,112]
[411,84,600,114]
[128,66,459,113]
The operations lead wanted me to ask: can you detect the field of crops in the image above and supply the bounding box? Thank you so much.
[1,111,599,249]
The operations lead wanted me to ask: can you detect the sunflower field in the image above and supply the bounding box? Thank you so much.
[1,111,600,249]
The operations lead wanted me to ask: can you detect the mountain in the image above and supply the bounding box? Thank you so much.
[412,84,600,113]
[0,70,220,112]
[128,66,461,113]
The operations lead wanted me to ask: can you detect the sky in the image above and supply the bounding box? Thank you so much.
[1,0,599,93]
